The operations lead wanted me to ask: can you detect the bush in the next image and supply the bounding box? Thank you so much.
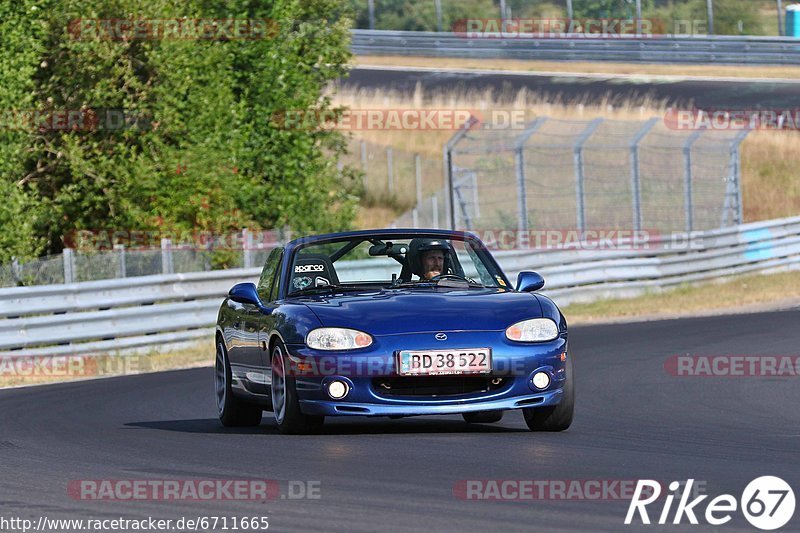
[0,0,358,258]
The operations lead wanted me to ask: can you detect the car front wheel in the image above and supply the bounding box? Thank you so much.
[215,340,263,427]
[270,342,325,434]
[523,351,574,432]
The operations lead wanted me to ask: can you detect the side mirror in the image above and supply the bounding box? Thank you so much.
[228,283,265,308]
[516,271,545,292]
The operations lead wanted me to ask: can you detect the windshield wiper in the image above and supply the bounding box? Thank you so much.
[288,284,367,297]
[391,280,485,289]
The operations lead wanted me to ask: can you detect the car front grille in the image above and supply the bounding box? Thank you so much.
[372,376,508,398]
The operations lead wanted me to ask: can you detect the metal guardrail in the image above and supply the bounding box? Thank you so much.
[2,216,800,357]
[351,30,800,65]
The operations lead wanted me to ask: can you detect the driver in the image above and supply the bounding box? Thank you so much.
[420,248,445,280]
[408,238,452,281]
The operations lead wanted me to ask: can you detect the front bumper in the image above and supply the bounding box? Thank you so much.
[285,330,568,417]
[299,388,563,416]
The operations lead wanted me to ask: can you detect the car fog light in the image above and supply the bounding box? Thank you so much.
[532,371,551,390]
[327,380,349,399]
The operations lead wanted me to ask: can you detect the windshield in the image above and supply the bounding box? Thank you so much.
[286,234,509,295]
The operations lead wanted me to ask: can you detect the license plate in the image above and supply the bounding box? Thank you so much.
[396,348,492,376]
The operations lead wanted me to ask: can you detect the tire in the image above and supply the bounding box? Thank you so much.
[463,410,504,424]
[523,352,574,432]
[270,342,325,434]
[215,340,263,427]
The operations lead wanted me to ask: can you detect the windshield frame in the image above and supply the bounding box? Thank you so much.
[281,230,511,298]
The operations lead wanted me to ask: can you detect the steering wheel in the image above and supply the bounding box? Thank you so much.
[429,274,471,283]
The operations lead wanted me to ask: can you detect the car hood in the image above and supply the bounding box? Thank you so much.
[295,288,544,336]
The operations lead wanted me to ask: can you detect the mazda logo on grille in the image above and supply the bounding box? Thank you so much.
[435,333,447,341]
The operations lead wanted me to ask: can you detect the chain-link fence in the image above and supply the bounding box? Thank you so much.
[342,138,444,210]
[348,0,783,37]
[2,120,749,287]
[393,116,750,234]
[0,231,281,288]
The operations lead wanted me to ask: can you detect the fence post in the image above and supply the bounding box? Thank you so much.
[682,130,705,232]
[387,147,394,195]
[514,150,527,232]
[629,118,659,232]
[778,0,784,36]
[572,118,604,233]
[115,244,127,278]
[435,0,443,32]
[11,257,21,285]
[432,196,439,229]
[729,129,751,226]
[360,140,368,189]
[453,184,471,230]
[63,248,75,283]
[161,238,174,274]
[513,117,548,232]
[444,115,479,229]
[242,229,254,269]
[566,0,573,20]
[368,0,375,30]
[412,207,419,228]
[707,0,714,35]
[415,154,423,207]
[635,0,643,35]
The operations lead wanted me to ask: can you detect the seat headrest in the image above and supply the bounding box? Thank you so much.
[290,253,339,292]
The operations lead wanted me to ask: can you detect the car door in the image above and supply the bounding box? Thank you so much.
[256,248,284,390]
[230,247,282,395]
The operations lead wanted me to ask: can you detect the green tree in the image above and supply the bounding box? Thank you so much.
[573,0,655,18]
[690,0,762,35]
[0,0,357,262]
[0,0,48,262]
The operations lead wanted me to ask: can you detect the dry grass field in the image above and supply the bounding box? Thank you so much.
[354,56,800,80]
[331,86,800,227]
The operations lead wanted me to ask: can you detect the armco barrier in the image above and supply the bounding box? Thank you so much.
[2,216,800,357]
[351,30,800,65]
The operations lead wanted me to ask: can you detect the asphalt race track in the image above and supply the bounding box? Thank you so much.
[2,309,799,532]
[343,67,800,109]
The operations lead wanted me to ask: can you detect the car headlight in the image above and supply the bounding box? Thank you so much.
[306,328,373,351]
[506,318,559,342]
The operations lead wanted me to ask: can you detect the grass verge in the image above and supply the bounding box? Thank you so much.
[563,269,800,325]
[0,340,213,389]
[353,56,800,80]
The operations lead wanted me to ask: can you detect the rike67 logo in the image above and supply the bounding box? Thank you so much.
[625,477,795,530]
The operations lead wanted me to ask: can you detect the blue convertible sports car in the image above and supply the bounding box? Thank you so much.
[215,229,573,434]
